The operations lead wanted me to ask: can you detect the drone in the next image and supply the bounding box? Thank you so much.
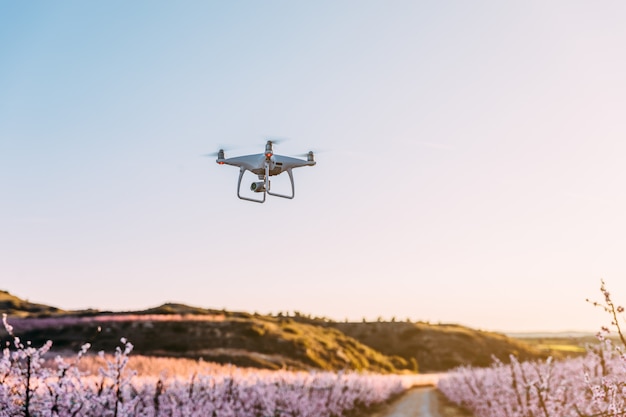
[212,140,316,203]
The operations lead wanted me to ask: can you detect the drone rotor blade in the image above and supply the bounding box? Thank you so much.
[295,149,326,157]
[203,144,237,157]
[263,136,290,145]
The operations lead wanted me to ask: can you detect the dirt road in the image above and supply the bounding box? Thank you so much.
[365,387,470,417]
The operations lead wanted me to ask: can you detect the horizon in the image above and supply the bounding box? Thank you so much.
[2,1,626,334]
[0,287,614,335]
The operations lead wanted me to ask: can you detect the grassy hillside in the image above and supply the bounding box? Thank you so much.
[5,314,407,373]
[326,321,554,372]
[0,292,553,373]
[0,290,65,317]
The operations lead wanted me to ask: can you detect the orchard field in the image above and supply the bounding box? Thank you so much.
[3,282,626,417]
[438,282,626,417]
[0,314,438,417]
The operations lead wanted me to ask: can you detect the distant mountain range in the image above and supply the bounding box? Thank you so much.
[0,289,565,373]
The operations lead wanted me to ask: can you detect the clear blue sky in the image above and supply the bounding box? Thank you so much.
[2,1,626,332]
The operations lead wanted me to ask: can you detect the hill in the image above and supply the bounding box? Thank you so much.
[0,292,554,373]
[326,321,553,373]
[5,313,407,373]
[0,290,66,317]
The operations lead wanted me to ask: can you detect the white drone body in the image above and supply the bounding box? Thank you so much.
[215,141,316,203]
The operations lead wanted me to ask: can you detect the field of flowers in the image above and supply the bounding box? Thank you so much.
[7,282,623,417]
[438,281,626,417]
[0,314,424,417]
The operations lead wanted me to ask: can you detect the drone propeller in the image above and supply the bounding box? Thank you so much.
[295,148,327,157]
[203,144,238,157]
[206,148,227,165]
[263,136,290,145]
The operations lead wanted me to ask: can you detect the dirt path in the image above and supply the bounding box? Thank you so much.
[363,387,471,417]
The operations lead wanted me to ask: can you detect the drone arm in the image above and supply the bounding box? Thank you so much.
[267,168,295,199]
[236,167,265,203]
[273,155,316,170]
[219,154,265,171]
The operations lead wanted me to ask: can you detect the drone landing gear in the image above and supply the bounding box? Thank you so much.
[237,167,265,203]
[236,164,295,203]
[267,169,295,199]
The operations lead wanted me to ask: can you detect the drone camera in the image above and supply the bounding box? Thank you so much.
[251,181,266,193]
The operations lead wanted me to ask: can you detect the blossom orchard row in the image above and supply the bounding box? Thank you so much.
[438,342,626,417]
[0,314,406,417]
[438,281,626,417]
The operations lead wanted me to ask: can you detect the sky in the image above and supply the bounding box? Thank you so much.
[2,1,626,333]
